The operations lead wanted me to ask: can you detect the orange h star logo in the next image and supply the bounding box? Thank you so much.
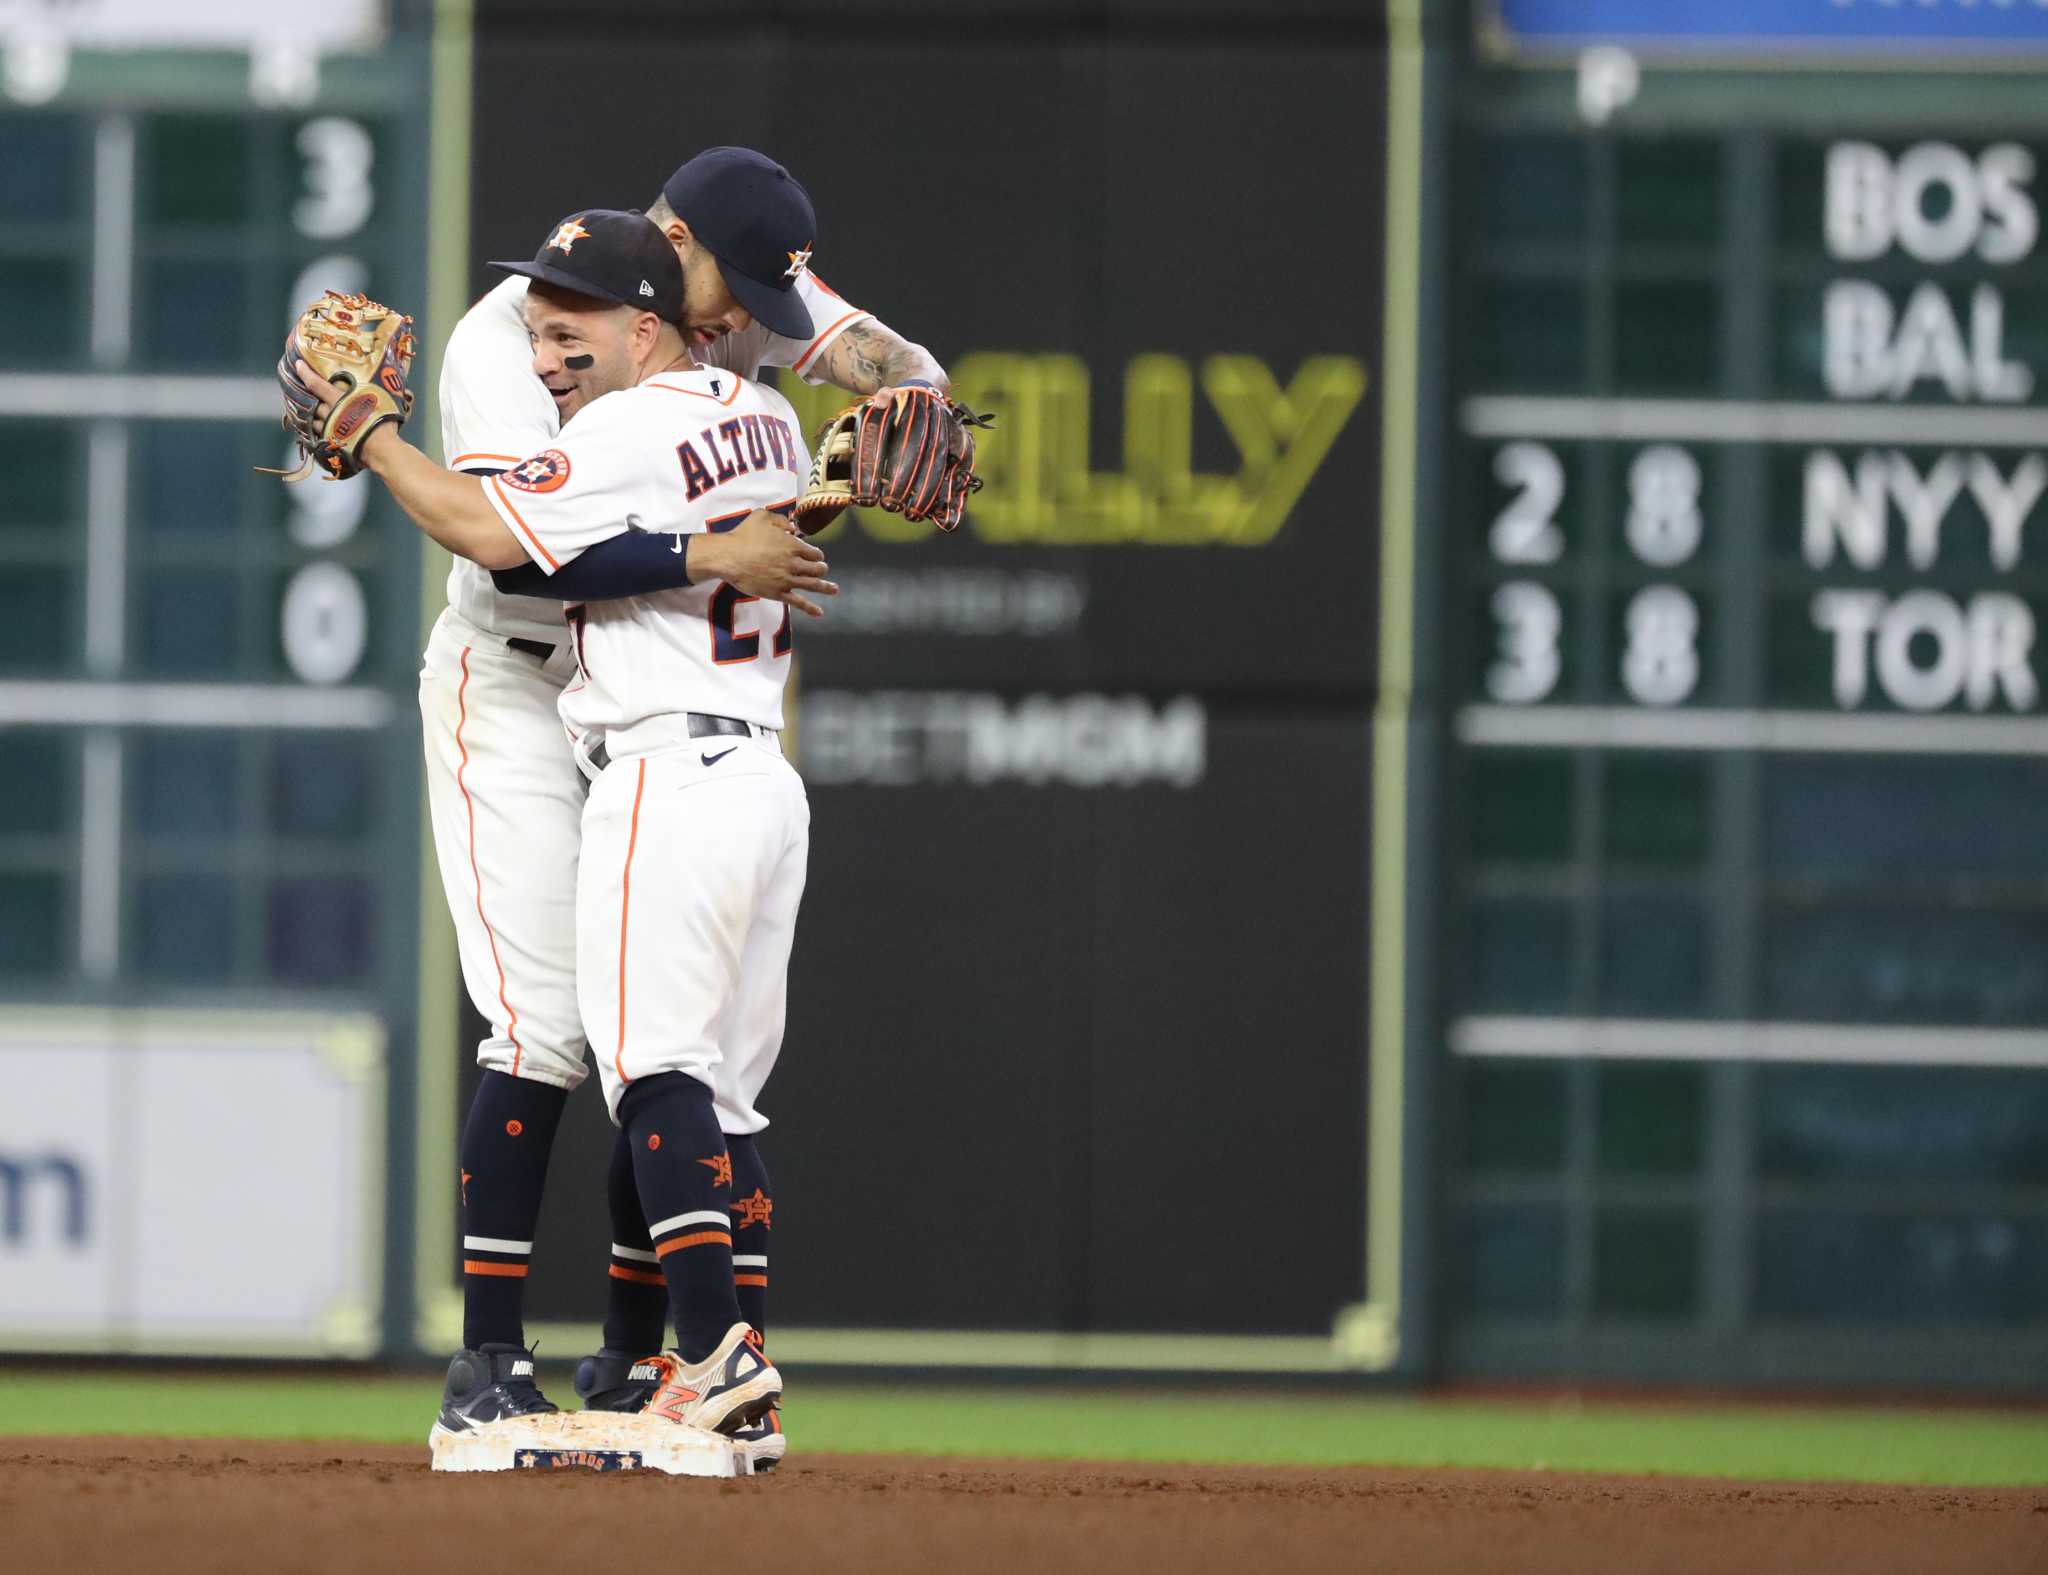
[548,218,592,253]
[732,1189,773,1230]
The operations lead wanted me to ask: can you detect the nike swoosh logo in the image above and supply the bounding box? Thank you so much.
[701,746,738,767]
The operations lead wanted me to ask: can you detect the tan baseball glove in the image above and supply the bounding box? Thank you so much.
[263,290,417,482]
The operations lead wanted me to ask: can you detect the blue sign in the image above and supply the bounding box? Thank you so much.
[1490,0,2048,55]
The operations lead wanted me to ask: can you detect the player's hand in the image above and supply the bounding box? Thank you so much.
[711,508,839,619]
[295,358,401,465]
[864,379,942,409]
[295,358,341,422]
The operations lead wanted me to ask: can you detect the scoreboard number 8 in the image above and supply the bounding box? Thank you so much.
[1621,585,1700,708]
[1625,445,1703,567]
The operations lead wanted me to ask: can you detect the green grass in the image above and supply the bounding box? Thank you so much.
[2,1372,2043,1486]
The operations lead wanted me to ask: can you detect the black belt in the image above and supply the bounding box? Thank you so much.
[688,714,757,740]
[506,637,556,661]
[585,714,765,774]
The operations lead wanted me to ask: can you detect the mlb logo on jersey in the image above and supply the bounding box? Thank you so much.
[504,449,573,493]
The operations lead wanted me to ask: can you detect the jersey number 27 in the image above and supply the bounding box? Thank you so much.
[705,502,796,665]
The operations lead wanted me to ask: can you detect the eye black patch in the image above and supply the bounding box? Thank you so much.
[564,354,595,370]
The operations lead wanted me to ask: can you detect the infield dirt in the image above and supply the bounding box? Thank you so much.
[4,1437,2042,1574]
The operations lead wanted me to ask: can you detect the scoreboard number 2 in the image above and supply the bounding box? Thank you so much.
[1489,441,1566,564]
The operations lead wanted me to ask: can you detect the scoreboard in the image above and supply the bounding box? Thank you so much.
[0,23,431,1001]
[0,14,432,1354]
[1441,21,2048,1382]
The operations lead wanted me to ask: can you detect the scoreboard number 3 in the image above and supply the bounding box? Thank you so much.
[293,118,375,240]
[1487,582,1563,704]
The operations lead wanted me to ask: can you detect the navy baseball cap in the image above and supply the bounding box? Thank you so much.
[488,209,685,325]
[661,147,817,342]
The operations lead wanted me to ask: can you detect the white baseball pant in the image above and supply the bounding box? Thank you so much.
[419,606,591,1090]
[576,729,809,1130]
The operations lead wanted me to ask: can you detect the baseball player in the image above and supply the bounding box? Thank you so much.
[416,152,946,1454]
[309,210,815,1441]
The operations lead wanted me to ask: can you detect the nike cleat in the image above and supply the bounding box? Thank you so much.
[574,1348,666,1413]
[428,1343,559,1447]
[642,1324,781,1437]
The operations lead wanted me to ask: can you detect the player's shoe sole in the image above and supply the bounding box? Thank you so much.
[731,1408,786,1472]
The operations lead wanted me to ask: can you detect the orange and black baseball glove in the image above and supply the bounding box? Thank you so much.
[793,385,993,535]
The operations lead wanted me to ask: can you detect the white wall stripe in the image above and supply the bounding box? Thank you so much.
[0,373,281,421]
[1456,705,2048,757]
[1460,394,2048,449]
[1451,1016,2048,1070]
[85,424,129,677]
[611,1244,658,1264]
[733,1255,769,1268]
[90,115,134,366]
[75,115,135,988]
[77,733,121,981]
[462,1235,532,1254]
[648,1210,730,1237]
[0,682,394,730]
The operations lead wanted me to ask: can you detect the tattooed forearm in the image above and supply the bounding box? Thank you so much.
[828,321,890,390]
[819,318,949,395]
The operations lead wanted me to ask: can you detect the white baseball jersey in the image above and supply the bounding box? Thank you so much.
[437,269,869,644]
[421,269,860,1100]
[477,364,821,1131]
[479,365,811,735]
